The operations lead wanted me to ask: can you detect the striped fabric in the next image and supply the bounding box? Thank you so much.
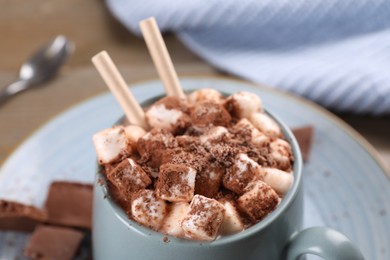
[106,0,390,115]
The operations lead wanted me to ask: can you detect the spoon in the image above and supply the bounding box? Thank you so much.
[0,35,74,105]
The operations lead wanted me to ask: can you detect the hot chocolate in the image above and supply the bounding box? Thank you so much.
[93,89,294,241]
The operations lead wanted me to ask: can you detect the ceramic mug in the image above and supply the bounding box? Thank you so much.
[92,97,364,260]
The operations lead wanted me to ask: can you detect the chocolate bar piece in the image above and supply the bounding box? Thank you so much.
[24,225,84,260]
[44,181,93,229]
[0,200,47,232]
[292,125,314,162]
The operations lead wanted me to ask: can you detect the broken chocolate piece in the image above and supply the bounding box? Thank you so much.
[24,225,84,260]
[44,181,93,229]
[292,126,314,162]
[0,200,47,232]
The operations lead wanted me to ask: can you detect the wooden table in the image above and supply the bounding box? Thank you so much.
[0,0,389,173]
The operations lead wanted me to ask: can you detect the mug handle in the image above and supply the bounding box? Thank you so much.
[284,227,365,260]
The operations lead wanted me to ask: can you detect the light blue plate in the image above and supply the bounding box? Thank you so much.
[0,77,389,259]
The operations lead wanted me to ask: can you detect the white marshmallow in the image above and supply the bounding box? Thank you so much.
[92,126,131,164]
[235,119,269,147]
[124,125,146,149]
[107,158,152,198]
[226,92,263,118]
[249,112,281,138]
[223,153,261,194]
[182,195,225,241]
[131,189,167,230]
[160,202,190,237]
[188,88,223,104]
[219,200,244,235]
[146,103,184,130]
[237,181,279,222]
[235,154,259,176]
[140,129,174,148]
[194,166,224,198]
[259,168,293,196]
[157,164,197,202]
[270,139,293,171]
[205,126,229,140]
[200,126,229,145]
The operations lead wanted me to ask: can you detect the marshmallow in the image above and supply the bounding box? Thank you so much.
[146,105,184,130]
[160,202,190,238]
[218,200,244,235]
[107,158,152,200]
[156,164,197,202]
[175,135,199,146]
[223,154,261,194]
[270,138,293,171]
[190,101,231,129]
[234,118,269,147]
[225,92,262,118]
[182,195,225,241]
[195,166,224,198]
[93,126,132,164]
[249,112,281,138]
[124,125,146,150]
[259,168,293,196]
[145,96,189,133]
[138,129,176,151]
[237,181,279,222]
[160,147,203,171]
[200,126,229,146]
[131,189,167,230]
[188,88,224,104]
[137,129,177,168]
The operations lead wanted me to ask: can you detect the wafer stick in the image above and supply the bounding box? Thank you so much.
[92,51,148,129]
[139,17,186,99]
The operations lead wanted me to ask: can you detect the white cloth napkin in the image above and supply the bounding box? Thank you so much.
[106,0,390,115]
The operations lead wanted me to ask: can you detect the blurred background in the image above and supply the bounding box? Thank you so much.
[0,0,215,164]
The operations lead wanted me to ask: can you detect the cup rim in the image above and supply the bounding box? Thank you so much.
[95,97,303,247]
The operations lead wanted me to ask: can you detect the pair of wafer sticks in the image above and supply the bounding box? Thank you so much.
[91,17,185,129]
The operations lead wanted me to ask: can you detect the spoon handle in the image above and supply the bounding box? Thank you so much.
[0,79,30,105]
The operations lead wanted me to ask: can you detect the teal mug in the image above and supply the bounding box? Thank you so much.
[92,96,364,260]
